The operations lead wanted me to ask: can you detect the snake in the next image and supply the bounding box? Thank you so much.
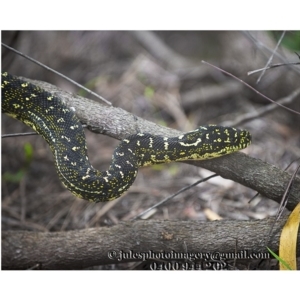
[1,72,251,202]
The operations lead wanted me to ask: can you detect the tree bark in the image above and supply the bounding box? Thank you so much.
[24,76,300,211]
[3,217,298,270]
[3,75,299,270]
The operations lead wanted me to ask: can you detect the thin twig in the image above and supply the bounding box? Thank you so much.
[248,61,300,76]
[243,31,300,76]
[256,31,286,84]
[2,43,112,106]
[222,87,300,128]
[249,158,300,204]
[2,132,37,138]
[275,163,300,222]
[266,162,300,243]
[202,60,300,116]
[131,174,218,220]
[1,125,88,139]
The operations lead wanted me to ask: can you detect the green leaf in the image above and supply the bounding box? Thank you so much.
[269,31,300,52]
[24,142,33,164]
[266,247,292,270]
[2,142,34,183]
[2,170,25,183]
[144,86,155,99]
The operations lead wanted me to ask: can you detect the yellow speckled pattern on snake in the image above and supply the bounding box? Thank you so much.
[1,72,251,202]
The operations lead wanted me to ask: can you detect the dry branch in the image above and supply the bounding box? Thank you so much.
[3,217,299,270]
[181,81,242,108]
[2,75,300,270]
[23,76,300,212]
[132,31,193,69]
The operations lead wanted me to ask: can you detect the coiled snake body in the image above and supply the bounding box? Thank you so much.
[2,72,251,202]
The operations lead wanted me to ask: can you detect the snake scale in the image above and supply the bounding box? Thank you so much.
[1,72,251,202]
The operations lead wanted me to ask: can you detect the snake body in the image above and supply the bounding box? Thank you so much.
[1,72,251,202]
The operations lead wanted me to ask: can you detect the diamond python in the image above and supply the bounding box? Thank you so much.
[1,72,251,202]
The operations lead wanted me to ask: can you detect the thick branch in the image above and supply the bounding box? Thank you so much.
[3,76,299,269]
[2,217,298,270]
[18,76,300,211]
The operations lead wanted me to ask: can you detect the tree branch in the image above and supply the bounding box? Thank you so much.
[21,75,300,212]
[3,75,300,270]
[2,217,299,270]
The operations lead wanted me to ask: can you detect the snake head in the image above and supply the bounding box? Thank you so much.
[178,125,251,160]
